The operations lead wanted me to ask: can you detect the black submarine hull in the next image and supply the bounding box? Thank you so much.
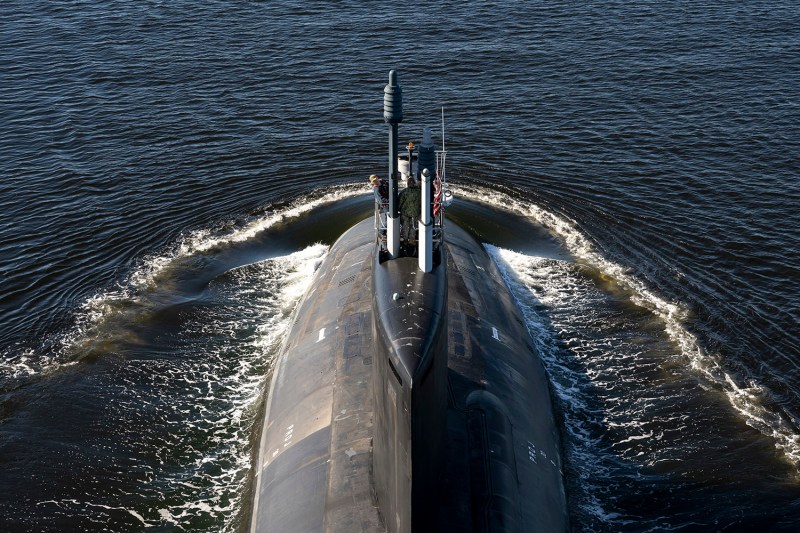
[249,217,568,532]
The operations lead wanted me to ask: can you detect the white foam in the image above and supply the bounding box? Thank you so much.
[78,185,362,337]
[148,244,328,531]
[4,189,342,529]
[462,184,800,469]
[35,499,149,527]
[0,185,363,383]
[485,245,619,520]
[127,185,363,290]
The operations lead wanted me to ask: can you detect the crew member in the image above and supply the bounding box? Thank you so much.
[370,174,389,237]
[398,176,421,251]
[369,174,388,205]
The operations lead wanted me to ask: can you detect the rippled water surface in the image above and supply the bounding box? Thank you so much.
[1,1,799,531]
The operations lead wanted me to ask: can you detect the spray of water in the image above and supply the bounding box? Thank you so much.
[457,183,800,473]
[0,185,367,383]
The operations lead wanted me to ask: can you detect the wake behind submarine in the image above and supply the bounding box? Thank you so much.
[249,71,568,532]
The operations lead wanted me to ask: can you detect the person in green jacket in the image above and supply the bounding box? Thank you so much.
[399,177,421,247]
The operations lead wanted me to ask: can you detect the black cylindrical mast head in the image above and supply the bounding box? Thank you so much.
[384,71,403,256]
[383,70,403,124]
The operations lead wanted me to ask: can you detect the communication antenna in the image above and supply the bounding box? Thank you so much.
[441,106,446,153]
[439,106,446,184]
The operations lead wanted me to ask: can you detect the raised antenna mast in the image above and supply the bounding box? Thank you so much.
[441,106,445,153]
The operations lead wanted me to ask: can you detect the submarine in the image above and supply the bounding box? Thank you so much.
[249,71,568,532]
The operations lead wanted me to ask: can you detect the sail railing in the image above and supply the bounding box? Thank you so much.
[375,197,388,250]
[432,149,447,249]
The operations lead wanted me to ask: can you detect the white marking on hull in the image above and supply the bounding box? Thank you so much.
[528,441,537,463]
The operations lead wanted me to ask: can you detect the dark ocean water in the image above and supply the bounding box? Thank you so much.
[2,1,799,531]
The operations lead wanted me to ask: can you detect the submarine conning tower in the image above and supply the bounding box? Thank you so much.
[373,70,449,533]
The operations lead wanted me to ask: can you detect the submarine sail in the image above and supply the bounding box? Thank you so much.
[249,71,568,532]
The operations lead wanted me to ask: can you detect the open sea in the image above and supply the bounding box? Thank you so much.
[1,1,799,531]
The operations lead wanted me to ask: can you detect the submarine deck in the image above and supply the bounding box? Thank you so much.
[250,218,567,532]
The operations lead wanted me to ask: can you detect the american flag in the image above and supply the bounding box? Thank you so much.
[433,173,443,217]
